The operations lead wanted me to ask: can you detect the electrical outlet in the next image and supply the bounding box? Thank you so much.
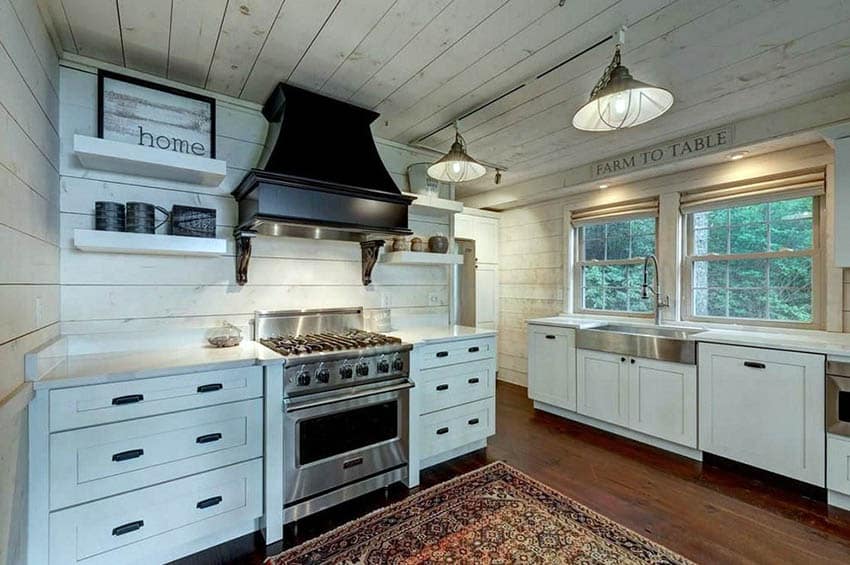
[428,292,441,306]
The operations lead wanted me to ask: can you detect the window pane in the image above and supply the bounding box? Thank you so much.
[693,227,728,255]
[768,288,811,322]
[728,289,767,319]
[770,219,812,251]
[728,259,767,288]
[583,265,604,286]
[631,235,656,257]
[604,288,628,311]
[584,224,604,240]
[583,284,604,310]
[606,237,630,260]
[628,289,652,312]
[584,238,604,260]
[729,202,767,225]
[770,257,811,289]
[693,260,727,289]
[631,218,655,236]
[694,288,727,317]
[606,221,629,240]
[603,265,627,286]
[729,224,767,254]
[770,197,812,221]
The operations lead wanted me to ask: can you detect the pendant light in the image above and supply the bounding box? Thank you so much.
[427,122,486,183]
[572,28,673,132]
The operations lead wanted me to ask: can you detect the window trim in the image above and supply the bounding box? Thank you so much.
[573,215,658,318]
[680,195,823,329]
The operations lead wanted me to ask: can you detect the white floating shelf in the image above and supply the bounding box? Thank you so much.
[381,251,463,265]
[74,229,227,256]
[73,134,227,186]
[403,192,464,216]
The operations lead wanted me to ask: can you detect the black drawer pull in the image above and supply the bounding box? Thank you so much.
[343,457,364,469]
[112,520,144,536]
[112,394,143,406]
[436,384,449,391]
[436,351,449,358]
[436,427,449,435]
[621,357,626,362]
[196,433,222,444]
[468,377,480,384]
[196,496,222,509]
[468,418,480,425]
[112,448,144,462]
[197,383,223,393]
[545,335,556,340]
[468,346,480,353]
[744,361,766,369]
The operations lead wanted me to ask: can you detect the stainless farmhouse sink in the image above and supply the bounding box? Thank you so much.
[575,324,705,364]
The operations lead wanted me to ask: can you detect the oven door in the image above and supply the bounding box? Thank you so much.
[827,373,850,437]
[283,379,413,507]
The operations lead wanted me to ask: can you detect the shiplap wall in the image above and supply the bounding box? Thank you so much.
[0,1,60,563]
[59,65,450,344]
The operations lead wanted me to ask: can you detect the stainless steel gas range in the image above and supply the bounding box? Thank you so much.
[255,308,413,523]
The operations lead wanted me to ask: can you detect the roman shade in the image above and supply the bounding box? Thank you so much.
[570,198,659,227]
[680,170,825,215]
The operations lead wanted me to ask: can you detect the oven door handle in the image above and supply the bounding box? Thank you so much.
[284,381,415,413]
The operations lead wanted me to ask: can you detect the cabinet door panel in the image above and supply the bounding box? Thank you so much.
[698,343,824,486]
[527,326,576,410]
[474,217,499,263]
[628,359,696,448]
[475,264,497,326]
[576,349,628,426]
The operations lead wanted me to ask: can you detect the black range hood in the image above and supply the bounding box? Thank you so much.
[232,84,414,242]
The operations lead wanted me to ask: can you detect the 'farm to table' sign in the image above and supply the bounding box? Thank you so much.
[590,126,734,178]
[98,70,216,158]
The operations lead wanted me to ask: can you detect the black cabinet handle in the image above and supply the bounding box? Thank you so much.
[112,520,144,536]
[436,384,449,391]
[621,357,626,362]
[436,427,449,435]
[744,361,766,369]
[545,335,556,340]
[343,457,363,469]
[196,433,222,444]
[197,383,223,393]
[630,358,636,364]
[196,496,222,509]
[468,418,480,425]
[468,377,480,384]
[112,394,143,406]
[436,351,449,358]
[112,448,144,462]
[468,346,480,353]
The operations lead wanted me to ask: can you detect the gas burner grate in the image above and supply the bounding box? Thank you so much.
[260,330,401,357]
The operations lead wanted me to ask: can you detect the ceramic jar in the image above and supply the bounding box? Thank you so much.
[428,234,449,253]
[410,237,427,252]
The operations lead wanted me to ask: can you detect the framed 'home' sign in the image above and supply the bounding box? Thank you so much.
[98,70,216,158]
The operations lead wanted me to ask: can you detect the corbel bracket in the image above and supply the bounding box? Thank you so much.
[360,240,385,286]
[235,230,257,286]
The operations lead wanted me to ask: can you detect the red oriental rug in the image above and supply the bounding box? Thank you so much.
[268,461,693,564]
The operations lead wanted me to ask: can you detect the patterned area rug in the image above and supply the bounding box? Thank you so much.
[268,461,693,564]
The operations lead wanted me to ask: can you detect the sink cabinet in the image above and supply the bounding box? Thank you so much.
[698,343,824,486]
[576,349,629,426]
[527,326,576,411]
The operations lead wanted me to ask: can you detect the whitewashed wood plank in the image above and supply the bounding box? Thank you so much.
[62,0,123,65]
[204,0,287,97]
[239,0,339,102]
[0,165,58,244]
[0,104,59,202]
[320,0,452,101]
[0,285,59,345]
[167,0,228,86]
[116,0,172,75]
[0,225,58,284]
[10,0,60,90]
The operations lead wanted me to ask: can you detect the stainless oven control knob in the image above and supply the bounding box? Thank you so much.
[296,369,311,386]
[315,364,330,384]
[339,364,353,379]
[377,357,390,373]
[392,356,404,372]
[356,362,369,377]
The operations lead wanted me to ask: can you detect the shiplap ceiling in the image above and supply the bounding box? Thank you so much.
[41,0,850,202]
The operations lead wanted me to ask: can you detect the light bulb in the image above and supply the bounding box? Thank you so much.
[611,92,628,118]
[451,162,462,174]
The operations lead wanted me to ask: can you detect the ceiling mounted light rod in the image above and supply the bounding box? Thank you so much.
[572,26,673,132]
[426,121,487,183]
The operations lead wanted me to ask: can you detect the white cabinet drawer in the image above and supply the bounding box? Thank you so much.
[50,399,262,510]
[418,337,494,369]
[419,398,494,461]
[418,360,494,415]
[828,434,850,495]
[49,459,262,565]
[49,366,262,431]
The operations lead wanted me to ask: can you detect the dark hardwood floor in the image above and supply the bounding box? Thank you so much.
[175,382,850,564]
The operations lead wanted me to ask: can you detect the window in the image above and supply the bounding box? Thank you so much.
[684,195,818,325]
[575,216,657,314]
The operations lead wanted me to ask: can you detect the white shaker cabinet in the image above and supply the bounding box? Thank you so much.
[475,263,498,328]
[454,212,498,264]
[628,357,697,449]
[698,343,825,486]
[453,210,499,329]
[576,349,629,427]
[527,326,576,411]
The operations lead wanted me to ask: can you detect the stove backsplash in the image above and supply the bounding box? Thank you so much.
[58,67,448,352]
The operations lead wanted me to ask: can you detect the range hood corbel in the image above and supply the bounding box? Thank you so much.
[235,229,257,286]
[360,240,385,286]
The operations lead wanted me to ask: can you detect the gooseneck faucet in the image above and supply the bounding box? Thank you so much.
[641,254,670,325]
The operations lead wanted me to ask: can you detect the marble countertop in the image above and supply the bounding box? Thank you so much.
[389,325,497,345]
[527,316,850,358]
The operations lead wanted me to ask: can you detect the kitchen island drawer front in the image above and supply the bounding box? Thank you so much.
[50,399,262,510]
[49,366,262,431]
[49,459,262,565]
[419,398,493,460]
[698,343,824,486]
[419,361,494,414]
[828,435,850,495]
[418,337,495,369]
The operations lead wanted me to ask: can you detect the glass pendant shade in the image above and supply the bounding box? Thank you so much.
[427,131,486,183]
[573,47,673,132]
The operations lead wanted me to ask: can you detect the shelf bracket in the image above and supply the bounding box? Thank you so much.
[360,240,385,286]
[235,230,257,286]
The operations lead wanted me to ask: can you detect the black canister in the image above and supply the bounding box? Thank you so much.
[125,202,170,234]
[95,201,125,232]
